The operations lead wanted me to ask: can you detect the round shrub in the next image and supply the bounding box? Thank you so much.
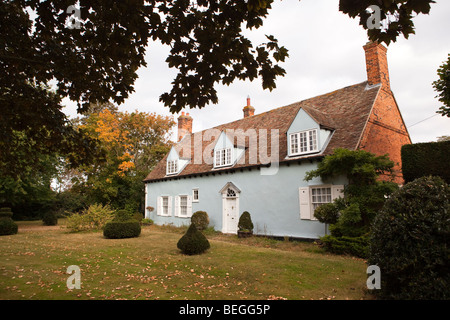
[191,211,209,230]
[314,202,340,225]
[0,207,18,236]
[238,211,253,231]
[177,223,210,255]
[42,211,58,226]
[103,220,141,239]
[369,176,450,299]
[0,218,18,236]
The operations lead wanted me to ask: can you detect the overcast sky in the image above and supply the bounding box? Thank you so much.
[64,0,450,143]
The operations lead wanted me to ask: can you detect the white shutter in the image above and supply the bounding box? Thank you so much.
[174,196,179,217]
[331,185,344,200]
[168,196,173,216]
[187,195,193,217]
[157,196,162,216]
[299,187,311,220]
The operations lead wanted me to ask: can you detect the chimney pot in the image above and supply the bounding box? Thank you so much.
[177,112,193,141]
[243,96,255,118]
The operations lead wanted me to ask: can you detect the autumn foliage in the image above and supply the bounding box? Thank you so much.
[66,103,175,211]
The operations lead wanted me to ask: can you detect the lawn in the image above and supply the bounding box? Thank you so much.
[0,220,372,300]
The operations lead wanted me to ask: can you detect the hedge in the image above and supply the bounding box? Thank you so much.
[103,220,141,239]
[401,140,450,184]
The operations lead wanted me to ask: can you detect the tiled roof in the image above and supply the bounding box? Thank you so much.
[144,81,380,182]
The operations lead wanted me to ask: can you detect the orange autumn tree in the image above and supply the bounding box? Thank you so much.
[73,103,175,210]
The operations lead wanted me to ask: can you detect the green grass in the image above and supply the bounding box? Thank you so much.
[0,220,373,300]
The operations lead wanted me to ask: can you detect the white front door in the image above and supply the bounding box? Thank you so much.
[224,198,238,234]
[220,183,241,234]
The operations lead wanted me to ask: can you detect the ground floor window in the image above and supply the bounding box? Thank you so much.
[299,185,344,220]
[157,195,172,216]
[179,195,188,217]
[311,187,332,211]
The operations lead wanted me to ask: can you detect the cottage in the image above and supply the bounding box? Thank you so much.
[143,42,411,239]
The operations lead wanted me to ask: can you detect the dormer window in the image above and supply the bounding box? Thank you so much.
[289,129,318,156]
[215,147,232,167]
[167,159,178,175]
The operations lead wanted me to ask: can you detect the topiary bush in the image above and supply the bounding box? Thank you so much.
[42,211,58,226]
[238,211,254,232]
[369,176,450,299]
[177,223,210,255]
[0,207,13,219]
[191,211,209,230]
[0,207,18,236]
[313,202,340,225]
[103,220,141,239]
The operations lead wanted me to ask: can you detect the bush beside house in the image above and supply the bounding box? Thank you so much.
[305,148,397,258]
[369,176,450,299]
[237,211,254,238]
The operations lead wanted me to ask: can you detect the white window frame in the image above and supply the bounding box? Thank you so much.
[157,195,172,217]
[311,186,332,212]
[299,185,344,220]
[174,195,192,218]
[214,147,232,167]
[166,159,178,175]
[289,129,319,156]
[192,188,199,202]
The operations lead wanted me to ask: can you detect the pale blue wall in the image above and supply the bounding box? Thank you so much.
[167,147,179,161]
[287,108,319,135]
[145,161,346,239]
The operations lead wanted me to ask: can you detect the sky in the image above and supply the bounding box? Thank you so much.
[63,0,450,143]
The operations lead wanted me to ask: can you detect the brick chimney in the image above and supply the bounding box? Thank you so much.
[243,95,255,118]
[363,41,390,90]
[177,112,192,142]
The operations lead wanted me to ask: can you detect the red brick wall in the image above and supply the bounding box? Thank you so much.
[358,89,411,184]
[359,42,411,184]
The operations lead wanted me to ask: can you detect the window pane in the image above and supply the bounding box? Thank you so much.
[300,132,308,152]
[309,130,317,151]
[162,197,168,215]
[180,196,187,216]
[215,150,221,165]
[193,189,198,200]
[221,149,226,164]
[291,134,298,154]
[311,187,332,210]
